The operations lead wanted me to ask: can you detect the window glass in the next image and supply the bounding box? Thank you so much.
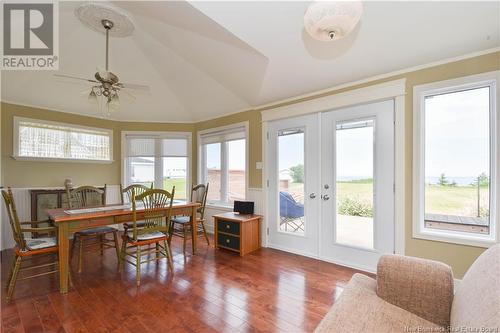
[17,120,111,161]
[163,157,187,199]
[200,127,247,205]
[424,87,491,234]
[125,135,189,197]
[227,139,246,202]
[205,143,221,202]
[130,157,155,187]
[278,129,305,234]
[336,120,374,248]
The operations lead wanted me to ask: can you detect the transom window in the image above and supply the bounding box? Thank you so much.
[413,72,498,247]
[123,132,191,200]
[198,124,247,206]
[13,117,112,162]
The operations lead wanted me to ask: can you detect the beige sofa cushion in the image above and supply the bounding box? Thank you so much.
[376,254,454,327]
[451,244,500,331]
[315,273,441,333]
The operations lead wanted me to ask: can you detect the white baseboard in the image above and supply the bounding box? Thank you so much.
[267,242,375,274]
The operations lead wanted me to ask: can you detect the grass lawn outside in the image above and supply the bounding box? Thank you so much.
[289,180,489,218]
[163,178,187,200]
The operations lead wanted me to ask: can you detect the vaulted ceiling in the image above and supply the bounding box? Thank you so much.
[2,1,498,122]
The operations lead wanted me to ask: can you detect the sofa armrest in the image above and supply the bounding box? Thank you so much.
[376,254,454,327]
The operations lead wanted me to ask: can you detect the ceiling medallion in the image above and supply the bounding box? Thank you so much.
[75,2,135,37]
[304,1,363,41]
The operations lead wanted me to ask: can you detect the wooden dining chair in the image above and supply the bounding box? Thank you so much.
[120,183,152,234]
[119,188,175,286]
[2,187,60,302]
[66,185,120,273]
[169,183,209,253]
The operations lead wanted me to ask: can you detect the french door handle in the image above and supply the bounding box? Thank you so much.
[309,193,316,199]
[322,194,330,201]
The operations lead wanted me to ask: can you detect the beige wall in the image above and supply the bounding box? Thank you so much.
[1,51,499,277]
[195,51,500,278]
[0,102,194,188]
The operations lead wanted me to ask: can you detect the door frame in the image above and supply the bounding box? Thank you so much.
[261,79,406,272]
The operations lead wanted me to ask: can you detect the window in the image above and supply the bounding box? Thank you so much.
[123,133,190,200]
[13,117,112,162]
[413,72,498,247]
[199,124,247,206]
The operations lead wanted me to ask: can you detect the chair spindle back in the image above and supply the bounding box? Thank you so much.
[191,183,209,220]
[66,185,106,209]
[120,183,152,204]
[1,188,26,250]
[130,188,175,241]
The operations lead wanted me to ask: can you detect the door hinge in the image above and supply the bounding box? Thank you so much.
[267,179,270,187]
[266,132,269,140]
[266,227,269,235]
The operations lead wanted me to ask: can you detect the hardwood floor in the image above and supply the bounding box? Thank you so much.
[1,235,365,333]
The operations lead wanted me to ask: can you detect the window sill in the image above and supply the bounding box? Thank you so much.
[12,156,114,164]
[413,228,497,248]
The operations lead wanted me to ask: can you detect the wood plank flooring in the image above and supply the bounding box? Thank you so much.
[1,235,365,333]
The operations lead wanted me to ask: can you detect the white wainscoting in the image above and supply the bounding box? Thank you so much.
[1,185,121,251]
[202,188,265,245]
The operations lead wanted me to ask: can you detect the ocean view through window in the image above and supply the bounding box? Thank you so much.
[413,72,498,246]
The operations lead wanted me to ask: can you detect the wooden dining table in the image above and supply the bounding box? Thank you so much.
[47,201,201,294]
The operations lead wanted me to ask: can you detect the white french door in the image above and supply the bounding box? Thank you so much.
[266,100,395,271]
[267,114,320,256]
[320,100,394,271]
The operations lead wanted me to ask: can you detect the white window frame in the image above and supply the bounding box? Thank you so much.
[197,122,249,208]
[121,131,192,195]
[413,71,500,248]
[12,116,113,163]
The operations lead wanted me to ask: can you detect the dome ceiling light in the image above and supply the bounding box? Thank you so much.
[304,1,363,41]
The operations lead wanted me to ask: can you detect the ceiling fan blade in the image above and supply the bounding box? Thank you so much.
[54,73,99,83]
[118,82,150,91]
[119,89,136,102]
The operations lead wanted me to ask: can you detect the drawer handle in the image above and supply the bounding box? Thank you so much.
[226,225,230,229]
[226,239,230,244]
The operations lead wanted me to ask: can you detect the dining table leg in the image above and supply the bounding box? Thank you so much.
[58,222,70,293]
[191,205,197,254]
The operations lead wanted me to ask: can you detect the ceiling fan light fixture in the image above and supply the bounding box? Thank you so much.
[88,89,98,104]
[304,1,363,41]
[55,3,148,118]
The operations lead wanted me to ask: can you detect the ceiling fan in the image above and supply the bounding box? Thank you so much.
[54,18,149,115]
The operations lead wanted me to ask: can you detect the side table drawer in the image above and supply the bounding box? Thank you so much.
[217,233,240,251]
[217,220,240,236]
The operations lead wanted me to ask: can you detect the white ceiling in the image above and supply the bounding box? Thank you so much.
[2,1,499,122]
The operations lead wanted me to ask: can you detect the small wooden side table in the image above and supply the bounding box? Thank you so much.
[214,212,262,256]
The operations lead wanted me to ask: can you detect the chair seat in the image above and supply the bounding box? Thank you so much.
[25,237,57,250]
[123,221,146,229]
[172,216,191,224]
[171,216,204,224]
[126,231,166,241]
[76,226,118,235]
